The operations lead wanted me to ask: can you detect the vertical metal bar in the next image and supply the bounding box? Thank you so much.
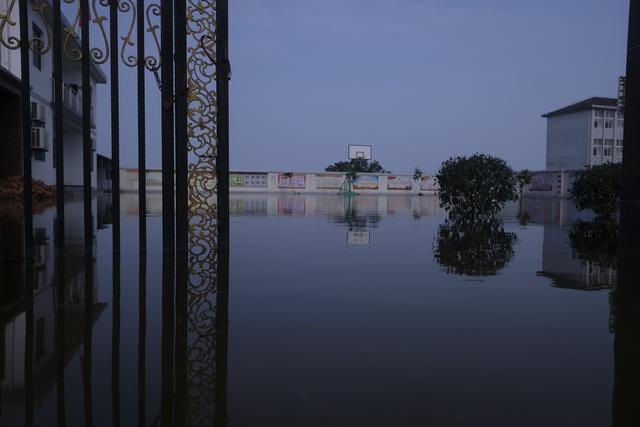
[216,0,230,253]
[109,2,121,425]
[160,0,176,423]
[161,0,175,254]
[110,0,120,252]
[138,247,147,427]
[214,245,229,427]
[80,1,93,423]
[53,0,65,252]
[175,0,188,255]
[161,254,175,425]
[215,1,230,425]
[137,0,146,250]
[112,249,121,427]
[620,0,640,244]
[174,0,188,421]
[82,256,94,427]
[81,0,92,256]
[55,257,66,427]
[613,2,640,425]
[19,0,33,259]
[24,264,34,427]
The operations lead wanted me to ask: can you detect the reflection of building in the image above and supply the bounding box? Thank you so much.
[0,0,107,188]
[0,199,106,414]
[542,97,624,171]
[537,225,617,291]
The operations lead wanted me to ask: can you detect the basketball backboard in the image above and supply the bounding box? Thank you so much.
[348,144,372,160]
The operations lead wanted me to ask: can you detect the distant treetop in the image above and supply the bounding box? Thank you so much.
[325,159,389,173]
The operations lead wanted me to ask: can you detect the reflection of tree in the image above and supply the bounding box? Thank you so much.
[569,220,618,269]
[434,218,517,276]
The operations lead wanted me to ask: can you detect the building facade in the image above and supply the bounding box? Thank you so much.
[542,97,624,171]
[0,0,107,188]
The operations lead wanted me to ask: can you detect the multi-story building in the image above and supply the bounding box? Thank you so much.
[0,0,107,189]
[542,97,624,170]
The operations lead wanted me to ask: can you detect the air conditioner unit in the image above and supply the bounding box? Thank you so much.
[31,127,48,150]
[31,101,46,124]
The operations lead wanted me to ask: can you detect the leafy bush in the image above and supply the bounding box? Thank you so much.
[569,163,622,220]
[436,154,517,223]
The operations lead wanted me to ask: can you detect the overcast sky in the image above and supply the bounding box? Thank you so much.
[97,0,629,173]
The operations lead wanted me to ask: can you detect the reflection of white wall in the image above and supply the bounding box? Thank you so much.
[540,225,616,290]
[1,199,100,399]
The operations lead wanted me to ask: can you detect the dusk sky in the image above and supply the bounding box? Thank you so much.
[97,0,629,173]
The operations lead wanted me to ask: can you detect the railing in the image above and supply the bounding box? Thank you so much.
[62,82,96,128]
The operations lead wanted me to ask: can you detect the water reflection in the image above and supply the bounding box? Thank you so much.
[0,193,631,425]
[0,193,229,426]
[434,219,517,276]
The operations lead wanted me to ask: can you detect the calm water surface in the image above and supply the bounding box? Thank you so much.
[1,193,617,426]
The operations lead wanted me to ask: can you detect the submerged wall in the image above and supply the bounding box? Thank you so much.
[119,169,579,198]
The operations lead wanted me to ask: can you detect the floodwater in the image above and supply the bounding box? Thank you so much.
[0,193,622,426]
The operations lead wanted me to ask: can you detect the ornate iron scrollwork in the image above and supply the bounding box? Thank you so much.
[144,2,161,70]
[0,0,52,54]
[118,0,137,67]
[187,0,218,423]
[62,0,109,63]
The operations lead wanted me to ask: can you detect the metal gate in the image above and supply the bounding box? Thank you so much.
[0,0,229,424]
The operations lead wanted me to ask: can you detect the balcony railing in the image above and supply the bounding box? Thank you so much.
[62,82,96,128]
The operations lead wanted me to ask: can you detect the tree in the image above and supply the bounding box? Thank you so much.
[569,163,622,220]
[436,154,517,224]
[325,159,389,173]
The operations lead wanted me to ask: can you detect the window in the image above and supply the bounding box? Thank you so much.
[594,119,601,128]
[593,146,602,156]
[605,110,614,118]
[34,150,45,161]
[605,139,613,146]
[617,118,624,128]
[594,138,603,146]
[604,148,612,156]
[605,120,613,128]
[616,148,623,157]
[32,23,42,70]
[616,139,623,147]
[594,109,604,117]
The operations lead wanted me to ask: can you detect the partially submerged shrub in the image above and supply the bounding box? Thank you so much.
[569,163,622,220]
[436,154,517,224]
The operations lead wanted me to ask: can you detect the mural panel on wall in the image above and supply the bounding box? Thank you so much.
[316,173,344,189]
[353,175,379,190]
[387,176,412,190]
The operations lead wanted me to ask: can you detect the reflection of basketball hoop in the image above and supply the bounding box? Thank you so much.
[339,145,373,196]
